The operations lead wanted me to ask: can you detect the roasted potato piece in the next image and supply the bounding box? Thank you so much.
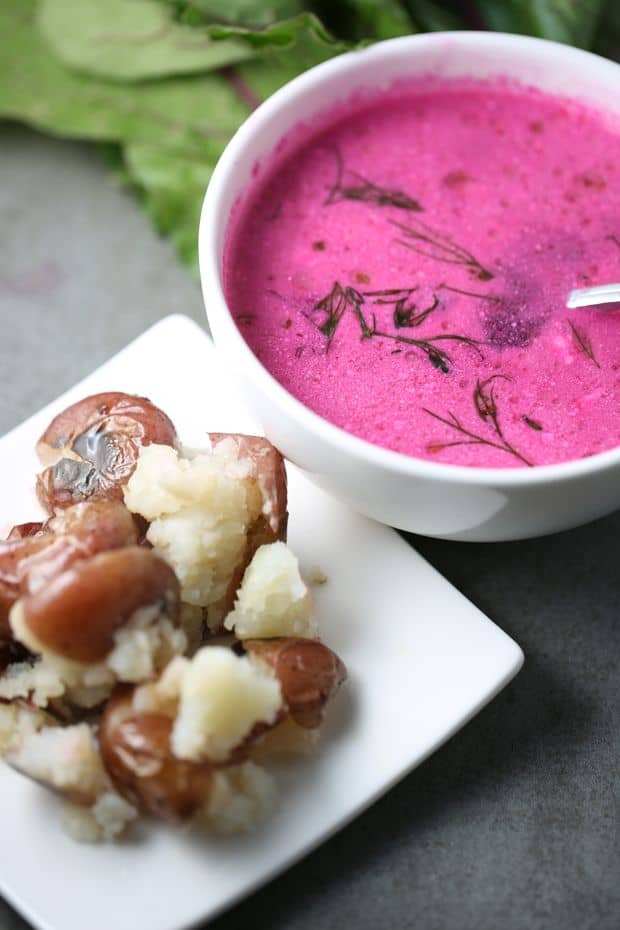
[6,523,45,541]
[0,533,51,644]
[244,638,347,728]
[223,541,315,639]
[0,699,59,755]
[207,433,288,623]
[36,392,177,512]
[0,500,138,646]
[0,580,17,646]
[207,434,288,539]
[4,720,107,805]
[124,435,288,633]
[11,546,180,663]
[100,687,213,823]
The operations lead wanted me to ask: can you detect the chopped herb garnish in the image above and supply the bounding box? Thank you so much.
[310,281,349,346]
[362,287,439,329]
[425,375,533,466]
[305,280,482,373]
[324,148,423,212]
[390,218,493,281]
[568,319,600,368]
[438,283,500,302]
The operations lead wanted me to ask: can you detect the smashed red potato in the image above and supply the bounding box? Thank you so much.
[0,392,346,842]
[208,433,289,620]
[244,638,347,729]
[14,547,180,663]
[1,499,139,647]
[98,634,346,826]
[207,433,288,541]
[7,523,45,540]
[100,686,214,823]
[36,392,177,512]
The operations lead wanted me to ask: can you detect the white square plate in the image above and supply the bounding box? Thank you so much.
[0,315,523,930]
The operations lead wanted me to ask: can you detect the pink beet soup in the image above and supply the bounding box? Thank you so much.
[224,79,620,468]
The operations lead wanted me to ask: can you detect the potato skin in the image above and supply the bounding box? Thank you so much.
[244,638,347,729]
[208,434,288,623]
[0,578,18,646]
[6,523,45,541]
[18,546,180,663]
[207,433,288,539]
[36,392,177,512]
[0,500,139,647]
[0,533,53,644]
[99,687,213,822]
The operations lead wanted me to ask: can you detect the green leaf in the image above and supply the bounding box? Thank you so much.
[163,6,344,51]
[594,1,620,58]
[176,0,413,48]
[163,0,343,49]
[100,141,134,186]
[403,0,466,31]
[474,0,605,49]
[235,25,344,97]
[0,1,250,149]
[124,141,215,273]
[122,26,347,272]
[171,0,414,43]
[37,0,254,82]
[171,0,307,29]
[205,12,339,48]
[0,1,347,272]
[316,0,415,41]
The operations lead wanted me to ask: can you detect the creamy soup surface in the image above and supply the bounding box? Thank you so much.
[224,79,620,468]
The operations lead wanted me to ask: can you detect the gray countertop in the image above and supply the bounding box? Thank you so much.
[1,124,618,930]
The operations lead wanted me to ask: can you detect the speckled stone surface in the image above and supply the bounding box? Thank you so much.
[0,124,618,930]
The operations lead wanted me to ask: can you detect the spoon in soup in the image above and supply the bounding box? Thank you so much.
[567,283,620,309]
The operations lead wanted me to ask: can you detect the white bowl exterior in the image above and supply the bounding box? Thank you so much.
[200,32,620,541]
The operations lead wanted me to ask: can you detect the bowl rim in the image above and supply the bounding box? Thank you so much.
[199,30,620,489]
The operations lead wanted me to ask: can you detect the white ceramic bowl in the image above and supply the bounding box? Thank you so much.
[199,31,620,542]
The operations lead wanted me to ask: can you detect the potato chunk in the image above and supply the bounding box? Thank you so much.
[171,647,282,763]
[225,542,316,639]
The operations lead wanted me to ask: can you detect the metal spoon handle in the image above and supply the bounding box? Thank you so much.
[567,283,620,309]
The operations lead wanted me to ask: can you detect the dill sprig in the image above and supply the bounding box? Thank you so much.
[390,218,493,281]
[568,319,600,368]
[305,280,481,373]
[324,148,423,212]
[306,281,350,346]
[425,375,533,466]
[438,283,500,302]
[363,286,440,329]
